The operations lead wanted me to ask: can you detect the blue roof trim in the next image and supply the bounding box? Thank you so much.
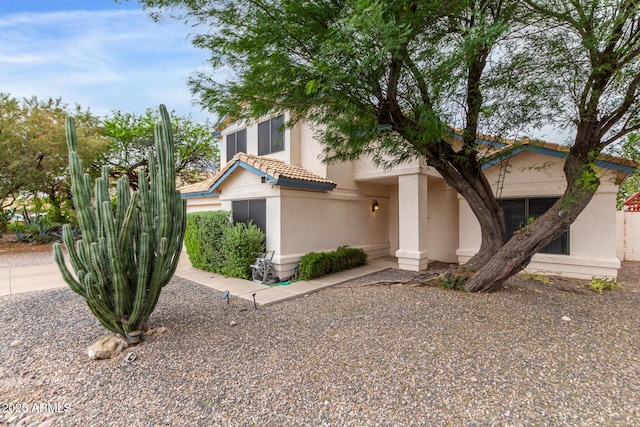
[594,159,635,174]
[182,191,221,199]
[481,144,635,174]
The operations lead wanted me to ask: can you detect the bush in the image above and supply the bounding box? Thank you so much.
[184,211,231,271]
[184,211,266,279]
[220,221,266,279]
[298,246,367,280]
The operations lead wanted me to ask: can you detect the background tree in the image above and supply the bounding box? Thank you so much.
[101,109,219,190]
[617,133,640,208]
[142,0,640,291]
[0,93,107,221]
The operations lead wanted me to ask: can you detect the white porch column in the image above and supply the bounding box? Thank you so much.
[396,174,429,271]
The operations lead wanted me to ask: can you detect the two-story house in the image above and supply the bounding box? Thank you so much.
[180,113,636,280]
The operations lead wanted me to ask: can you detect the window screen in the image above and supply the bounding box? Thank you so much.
[226,129,246,162]
[500,197,569,255]
[232,199,267,234]
[258,115,284,155]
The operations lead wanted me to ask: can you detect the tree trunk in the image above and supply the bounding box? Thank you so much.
[427,156,506,271]
[464,154,599,292]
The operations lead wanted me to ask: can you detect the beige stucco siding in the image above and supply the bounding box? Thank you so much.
[185,196,221,213]
[426,179,459,263]
[458,151,622,279]
[276,189,391,277]
[299,121,328,178]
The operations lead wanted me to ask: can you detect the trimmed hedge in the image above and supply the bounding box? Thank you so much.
[298,246,367,280]
[184,211,265,279]
[184,211,231,272]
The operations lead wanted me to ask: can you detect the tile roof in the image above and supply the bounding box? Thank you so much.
[233,153,335,185]
[179,176,217,194]
[180,153,336,195]
[450,128,638,171]
[481,137,638,173]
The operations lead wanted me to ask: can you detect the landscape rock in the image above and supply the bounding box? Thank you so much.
[561,316,572,322]
[87,336,128,360]
[10,339,22,347]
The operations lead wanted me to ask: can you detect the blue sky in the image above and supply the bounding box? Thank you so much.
[0,0,220,123]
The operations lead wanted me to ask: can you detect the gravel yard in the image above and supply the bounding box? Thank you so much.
[1,248,639,426]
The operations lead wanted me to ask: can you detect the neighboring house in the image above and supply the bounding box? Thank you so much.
[617,192,640,262]
[180,113,637,280]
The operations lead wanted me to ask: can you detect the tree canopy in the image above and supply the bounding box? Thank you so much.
[101,109,219,190]
[0,93,107,219]
[142,0,640,291]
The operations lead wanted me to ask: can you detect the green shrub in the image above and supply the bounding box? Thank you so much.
[184,211,266,280]
[299,252,332,280]
[590,277,619,294]
[220,221,265,279]
[184,211,231,271]
[298,246,367,280]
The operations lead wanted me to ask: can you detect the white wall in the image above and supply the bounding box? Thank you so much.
[458,152,622,279]
[276,188,391,277]
[617,210,640,261]
[186,196,221,213]
[426,179,459,263]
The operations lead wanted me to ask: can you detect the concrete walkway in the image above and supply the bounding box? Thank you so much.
[0,253,399,305]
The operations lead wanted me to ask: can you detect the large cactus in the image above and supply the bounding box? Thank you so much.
[54,104,186,338]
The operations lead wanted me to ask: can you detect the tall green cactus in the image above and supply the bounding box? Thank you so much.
[54,104,186,337]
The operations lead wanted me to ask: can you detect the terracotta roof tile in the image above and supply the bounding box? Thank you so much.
[180,153,335,195]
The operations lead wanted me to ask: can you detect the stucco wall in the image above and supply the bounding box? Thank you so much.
[457,152,622,279]
[298,121,328,178]
[186,196,222,213]
[276,188,391,277]
[617,210,640,261]
[426,179,459,263]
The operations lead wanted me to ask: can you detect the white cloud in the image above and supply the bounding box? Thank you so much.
[0,8,213,122]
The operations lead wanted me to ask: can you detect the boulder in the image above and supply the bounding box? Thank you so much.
[87,336,128,360]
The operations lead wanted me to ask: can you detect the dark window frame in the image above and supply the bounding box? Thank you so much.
[226,128,247,162]
[258,115,285,156]
[232,199,267,234]
[500,197,570,255]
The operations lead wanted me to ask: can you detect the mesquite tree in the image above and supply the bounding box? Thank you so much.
[142,0,640,291]
[54,105,186,336]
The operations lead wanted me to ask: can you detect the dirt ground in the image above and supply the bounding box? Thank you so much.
[0,233,53,255]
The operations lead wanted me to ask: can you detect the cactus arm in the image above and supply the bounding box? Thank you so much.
[115,175,131,229]
[100,200,129,319]
[53,243,85,297]
[62,224,84,275]
[84,272,123,335]
[118,191,139,256]
[127,232,151,328]
[88,241,114,310]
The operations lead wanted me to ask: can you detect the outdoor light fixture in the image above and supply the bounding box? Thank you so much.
[372,200,380,212]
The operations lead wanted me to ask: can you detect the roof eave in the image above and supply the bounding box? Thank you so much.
[276,177,337,191]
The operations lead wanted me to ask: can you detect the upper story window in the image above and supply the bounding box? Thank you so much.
[226,129,247,162]
[500,197,569,255]
[258,115,285,156]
